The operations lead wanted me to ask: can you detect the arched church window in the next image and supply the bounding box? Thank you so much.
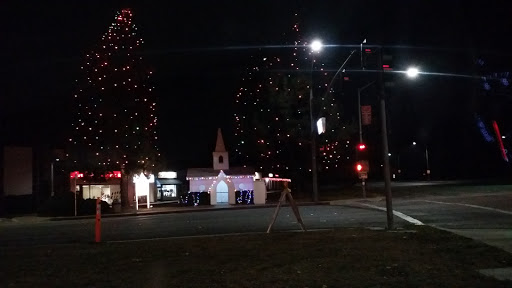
[219,156,224,163]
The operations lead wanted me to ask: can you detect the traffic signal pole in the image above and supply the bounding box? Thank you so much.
[362,175,367,198]
[357,81,376,199]
[357,88,366,198]
[377,47,394,230]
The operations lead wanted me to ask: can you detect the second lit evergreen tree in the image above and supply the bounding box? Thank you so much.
[234,14,355,178]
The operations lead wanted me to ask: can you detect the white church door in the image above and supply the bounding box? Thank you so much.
[216,181,229,203]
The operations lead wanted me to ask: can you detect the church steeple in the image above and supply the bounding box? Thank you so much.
[214,128,226,152]
[213,128,229,170]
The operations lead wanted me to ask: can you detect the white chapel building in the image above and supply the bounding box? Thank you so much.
[186,128,266,205]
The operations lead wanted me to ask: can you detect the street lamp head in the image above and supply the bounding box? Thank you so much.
[413,141,417,145]
[406,67,420,78]
[311,40,323,53]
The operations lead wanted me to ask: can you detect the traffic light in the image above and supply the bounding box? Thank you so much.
[355,160,369,179]
[382,54,393,71]
[362,47,378,70]
[355,160,369,177]
[356,143,368,162]
[355,161,369,172]
[381,52,395,88]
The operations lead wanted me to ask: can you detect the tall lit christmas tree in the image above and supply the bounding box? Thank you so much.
[234,14,355,179]
[68,8,160,176]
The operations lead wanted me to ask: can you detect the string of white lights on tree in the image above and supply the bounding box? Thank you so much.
[68,8,159,174]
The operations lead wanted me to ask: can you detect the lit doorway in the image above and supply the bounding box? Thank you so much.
[216,181,228,203]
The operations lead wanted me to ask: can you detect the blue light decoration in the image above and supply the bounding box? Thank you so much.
[477,59,512,165]
[235,190,254,205]
[179,191,255,205]
[481,72,512,90]
[475,115,495,143]
[179,192,211,206]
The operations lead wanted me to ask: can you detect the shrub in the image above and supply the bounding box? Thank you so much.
[79,198,111,215]
[198,192,211,205]
[5,195,34,214]
[38,192,79,217]
[37,192,110,216]
[179,193,194,206]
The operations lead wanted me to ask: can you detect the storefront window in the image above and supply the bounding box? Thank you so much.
[159,184,177,200]
[82,184,120,204]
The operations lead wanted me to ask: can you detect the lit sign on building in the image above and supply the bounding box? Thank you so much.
[104,171,122,179]
[157,171,177,179]
[133,172,155,210]
[70,171,121,179]
[317,117,326,135]
[70,172,84,178]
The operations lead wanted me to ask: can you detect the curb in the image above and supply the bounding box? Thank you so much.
[48,201,330,221]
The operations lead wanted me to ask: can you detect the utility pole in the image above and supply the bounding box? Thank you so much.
[358,88,363,144]
[425,146,430,181]
[310,57,319,203]
[0,144,4,216]
[376,46,394,230]
[50,162,54,197]
[73,172,78,216]
[357,81,374,199]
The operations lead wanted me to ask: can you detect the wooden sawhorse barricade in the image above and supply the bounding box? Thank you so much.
[266,182,307,233]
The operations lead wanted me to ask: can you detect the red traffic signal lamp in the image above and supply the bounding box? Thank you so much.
[355,160,369,173]
[358,144,366,150]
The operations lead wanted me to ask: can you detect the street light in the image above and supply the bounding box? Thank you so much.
[311,40,323,53]
[310,41,357,202]
[309,39,323,202]
[406,67,420,78]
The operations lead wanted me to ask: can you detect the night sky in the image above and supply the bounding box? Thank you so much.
[3,1,512,178]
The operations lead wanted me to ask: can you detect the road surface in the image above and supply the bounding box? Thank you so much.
[340,191,512,253]
[0,205,408,247]
[2,188,511,252]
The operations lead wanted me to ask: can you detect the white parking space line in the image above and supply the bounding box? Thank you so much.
[356,203,424,225]
[421,200,512,215]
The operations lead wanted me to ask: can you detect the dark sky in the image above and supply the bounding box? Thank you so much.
[2,1,512,177]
